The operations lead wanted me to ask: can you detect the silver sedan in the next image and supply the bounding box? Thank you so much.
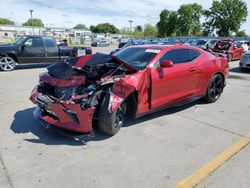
[239,51,250,70]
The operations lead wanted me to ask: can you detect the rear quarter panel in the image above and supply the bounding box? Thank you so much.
[198,53,229,96]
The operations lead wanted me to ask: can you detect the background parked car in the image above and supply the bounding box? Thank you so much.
[0,36,92,71]
[239,50,250,70]
[202,39,218,50]
[91,40,110,47]
[191,39,208,47]
[212,39,244,62]
[238,40,250,52]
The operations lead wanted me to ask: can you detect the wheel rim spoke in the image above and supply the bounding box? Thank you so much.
[0,57,14,70]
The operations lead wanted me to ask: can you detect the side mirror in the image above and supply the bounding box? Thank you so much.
[160,60,174,68]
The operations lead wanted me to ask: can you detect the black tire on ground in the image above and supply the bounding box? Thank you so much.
[98,93,127,136]
[0,56,16,71]
[227,53,232,62]
[204,74,224,103]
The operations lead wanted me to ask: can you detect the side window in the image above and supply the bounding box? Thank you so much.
[44,37,56,48]
[189,49,201,61]
[24,38,42,48]
[159,49,192,64]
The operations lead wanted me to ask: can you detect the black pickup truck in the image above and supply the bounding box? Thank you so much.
[0,36,92,71]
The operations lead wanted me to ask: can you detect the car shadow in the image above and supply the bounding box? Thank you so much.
[123,100,203,128]
[230,67,250,74]
[11,100,204,145]
[10,107,88,146]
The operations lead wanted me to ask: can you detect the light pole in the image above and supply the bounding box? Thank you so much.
[128,20,133,31]
[30,9,34,35]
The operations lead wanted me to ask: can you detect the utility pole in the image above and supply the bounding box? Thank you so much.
[128,20,133,31]
[30,9,34,35]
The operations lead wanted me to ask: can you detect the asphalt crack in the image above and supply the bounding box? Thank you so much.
[177,113,250,140]
[0,153,14,188]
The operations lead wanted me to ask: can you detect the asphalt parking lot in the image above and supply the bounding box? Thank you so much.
[0,45,250,188]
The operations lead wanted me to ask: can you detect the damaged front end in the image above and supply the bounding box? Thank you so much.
[30,53,137,134]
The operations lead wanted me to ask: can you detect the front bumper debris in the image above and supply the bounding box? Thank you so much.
[33,107,95,141]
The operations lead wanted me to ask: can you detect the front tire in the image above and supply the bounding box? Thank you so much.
[0,56,16,71]
[204,74,224,103]
[98,94,127,135]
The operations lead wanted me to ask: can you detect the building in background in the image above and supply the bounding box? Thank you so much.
[0,25,92,44]
[0,25,130,44]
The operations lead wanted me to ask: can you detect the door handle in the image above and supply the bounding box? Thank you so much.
[189,67,196,72]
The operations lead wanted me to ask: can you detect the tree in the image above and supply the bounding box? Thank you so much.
[119,27,130,35]
[22,18,44,27]
[235,30,248,37]
[74,23,87,29]
[0,18,14,25]
[176,3,203,36]
[90,23,119,34]
[143,24,157,37]
[135,25,143,32]
[166,11,177,36]
[157,9,169,37]
[133,25,143,37]
[157,9,177,37]
[204,0,248,37]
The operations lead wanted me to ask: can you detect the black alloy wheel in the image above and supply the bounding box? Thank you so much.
[204,74,224,103]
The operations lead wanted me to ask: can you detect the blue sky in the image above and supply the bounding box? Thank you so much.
[1,0,250,34]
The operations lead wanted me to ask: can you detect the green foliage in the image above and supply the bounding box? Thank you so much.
[204,0,248,36]
[119,27,131,35]
[235,30,248,37]
[157,10,177,37]
[143,24,157,37]
[74,23,87,29]
[22,18,44,27]
[0,18,14,25]
[176,3,204,36]
[135,25,143,32]
[167,11,177,36]
[157,9,169,37]
[90,23,119,34]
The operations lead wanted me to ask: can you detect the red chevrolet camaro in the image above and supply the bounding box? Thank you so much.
[30,45,229,136]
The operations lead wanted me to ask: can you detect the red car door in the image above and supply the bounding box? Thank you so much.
[150,49,201,109]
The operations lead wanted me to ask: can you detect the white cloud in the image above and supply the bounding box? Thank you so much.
[0,0,250,34]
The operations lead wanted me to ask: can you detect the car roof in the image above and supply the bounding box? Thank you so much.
[127,44,202,51]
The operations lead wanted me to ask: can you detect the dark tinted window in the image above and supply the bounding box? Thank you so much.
[44,37,56,48]
[160,49,200,64]
[24,37,43,47]
[189,49,201,60]
[160,49,191,64]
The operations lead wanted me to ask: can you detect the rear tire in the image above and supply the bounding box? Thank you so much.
[0,56,16,71]
[98,94,127,136]
[204,74,224,103]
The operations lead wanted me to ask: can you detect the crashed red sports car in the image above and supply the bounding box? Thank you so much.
[212,39,244,62]
[30,45,229,137]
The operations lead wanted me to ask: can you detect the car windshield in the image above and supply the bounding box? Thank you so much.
[185,40,194,44]
[217,42,231,50]
[209,40,218,45]
[114,47,160,69]
[195,40,207,45]
[14,37,27,45]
